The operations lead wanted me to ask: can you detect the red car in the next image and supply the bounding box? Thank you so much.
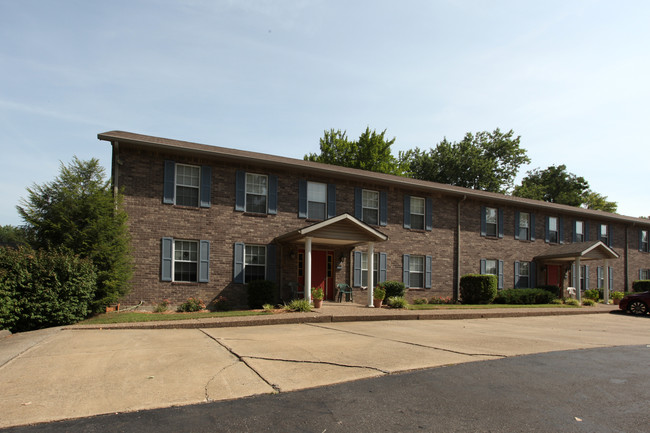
[619,291,650,315]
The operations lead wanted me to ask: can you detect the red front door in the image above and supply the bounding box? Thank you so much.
[298,250,334,300]
[547,265,561,287]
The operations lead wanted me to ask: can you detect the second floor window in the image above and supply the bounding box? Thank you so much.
[410,197,425,230]
[641,230,649,253]
[246,173,267,214]
[485,207,498,237]
[599,224,609,246]
[575,221,584,242]
[362,190,379,225]
[175,164,200,207]
[307,182,327,220]
[518,212,530,240]
[548,217,559,243]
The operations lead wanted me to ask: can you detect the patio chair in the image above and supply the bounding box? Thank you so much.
[336,283,353,302]
[288,282,304,300]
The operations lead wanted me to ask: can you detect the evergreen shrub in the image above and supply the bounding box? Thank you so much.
[460,274,497,304]
[247,279,276,309]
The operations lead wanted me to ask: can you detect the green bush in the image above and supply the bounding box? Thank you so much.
[387,296,407,309]
[412,298,428,305]
[584,289,600,301]
[535,285,561,297]
[0,247,97,332]
[460,274,497,304]
[284,299,312,312]
[582,299,595,306]
[611,291,624,300]
[494,288,557,305]
[632,280,650,292]
[377,281,405,300]
[247,279,276,309]
[209,296,231,312]
[564,298,580,306]
[153,299,170,313]
[177,297,205,312]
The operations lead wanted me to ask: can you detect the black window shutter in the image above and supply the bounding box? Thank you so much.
[233,242,245,283]
[235,171,246,211]
[425,198,433,231]
[403,195,411,229]
[268,175,278,215]
[298,180,307,218]
[161,237,173,281]
[163,160,175,204]
[379,191,387,226]
[200,166,211,208]
[199,240,210,282]
[327,184,336,219]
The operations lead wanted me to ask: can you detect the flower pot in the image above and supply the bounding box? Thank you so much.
[373,298,383,308]
[313,299,323,308]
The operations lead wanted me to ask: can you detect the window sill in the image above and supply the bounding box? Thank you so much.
[171,205,202,211]
[170,281,202,285]
[243,212,268,218]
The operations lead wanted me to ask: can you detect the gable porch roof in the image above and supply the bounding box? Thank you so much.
[534,241,620,262]
[275,213,388,247]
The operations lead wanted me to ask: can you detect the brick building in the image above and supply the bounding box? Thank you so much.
[98,131,650,307]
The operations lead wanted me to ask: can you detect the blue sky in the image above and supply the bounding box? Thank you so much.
[1,0,649,226]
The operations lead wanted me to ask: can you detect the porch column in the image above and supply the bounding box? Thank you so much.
[576,257,582,302]
[604,259,610,304]
[367,242,375,307]
[305,237,312,302]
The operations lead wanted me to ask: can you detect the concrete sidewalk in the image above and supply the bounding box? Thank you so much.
[0,303,634,429]
[68,301,619,330]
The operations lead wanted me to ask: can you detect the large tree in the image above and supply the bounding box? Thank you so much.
[513,164,617,212]
[0,225,28,247]
[17,157,132,312]
[305,127,403,175]
[402,129,529,193]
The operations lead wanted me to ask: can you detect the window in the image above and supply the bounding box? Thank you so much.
[481,258,503,289]
[409,197,426,230]
[640,269,650,280]
[640,230,649,253]
[362,190,379,225]
[409,255,425,288]
[599,224,609,246]
[163,161,211,207]
[575,221,584,242]
[572,264,589,290]
[161,237,210,283]
[518,212,530,240]
[360,252,379,287]
[307,182,327,220]
[597,267,605,289]
[485,207,498,237]
[548,217,559,244]
[516,261,530,288]
[244,245,266,283]
[246,173,268,214]
[174,240,198,282]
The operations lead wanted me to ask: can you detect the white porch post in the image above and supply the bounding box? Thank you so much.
[604,259,610,304]
[305,237,312,302]
[367,242,375,307]
[576,257,582,302]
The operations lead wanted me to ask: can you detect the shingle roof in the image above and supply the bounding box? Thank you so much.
[98,130,650,226]
[534,241,619,261]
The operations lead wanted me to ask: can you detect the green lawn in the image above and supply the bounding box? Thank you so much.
[407,303,579,310]
[80,310,273,325]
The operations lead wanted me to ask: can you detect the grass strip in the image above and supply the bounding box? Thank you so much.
[80,310,272,325]
[407,303,579,310]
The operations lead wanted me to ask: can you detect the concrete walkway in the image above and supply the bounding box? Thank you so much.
[0,303,641,429]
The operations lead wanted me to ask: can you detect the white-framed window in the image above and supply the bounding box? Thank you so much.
[640,269,650,280]
[579,265,587,291]
[409,255,425,288]
[485,207,498,237]
[597,266,605,289]
[575,220,585,242]
[246,173,268,214]
[360,252,379,287]
[484,259,498,276]
[548,217,559,244]
[518,212,530,241]
[599,224,609,245]
[362,190,379,225]
[410,197,425,230]
[641,230,649,253]
[175,164,200,207]
[307,182,327,220]
[174,240,198,282]
[517,261,530,288]
[245,245,266,283]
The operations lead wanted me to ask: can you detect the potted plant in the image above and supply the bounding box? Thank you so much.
[312,287,324,308]
[611,291,624,305]
[373,287,386,308]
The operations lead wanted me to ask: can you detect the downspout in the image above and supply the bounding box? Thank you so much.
[112,141,120,199]
[455,195,467,302]
[625,223,633,292]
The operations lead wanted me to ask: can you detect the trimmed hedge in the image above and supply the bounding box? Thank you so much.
[460,274,497,304]
[377,281,406,301]
[0,247,97,332]
[246,279,276,309]
[494,288,557,305]
[535,284,561,297]
[632,280,650,292]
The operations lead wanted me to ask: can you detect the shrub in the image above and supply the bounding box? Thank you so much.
[247,279,276,309]
[494,288,557,305]
[564,298,580,306]
[611,291,624,300]
[550,298,563,305]
[387,296,407,309]
[153,299,170,313]
[460,274,497,304]
[632,280,650,292]
[377,281,405,300]
[429,296,456,305]
[584,289,600,301]
[177,298,205,312]
[412,298,428,305]
[312,287,324,301]
[536,284,561,297]
[582,299,595,306]
[284,299,312,312]
[209,296,230,312]
[0,247,97,332]
[373,287,386,301]
[262,304,274,312]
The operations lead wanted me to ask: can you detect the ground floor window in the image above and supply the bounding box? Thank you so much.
[409,255,425,288]
[480,259,503,289]
[174,240,198,282]
[515,261,531,288]
[161,237,209,283]
[245,245,266,282]
[640,269,650,280]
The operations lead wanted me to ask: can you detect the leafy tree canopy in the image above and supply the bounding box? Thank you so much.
[17,157,133,312]
[0,225,29,247]
[513,164,617,212]
[305,127,404,175]
[402,128,529,194]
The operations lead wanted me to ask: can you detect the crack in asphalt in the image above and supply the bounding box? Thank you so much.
[306,323,508,358]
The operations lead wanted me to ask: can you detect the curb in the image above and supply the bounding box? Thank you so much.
[67,307,618,331]
[0,329,11,339]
